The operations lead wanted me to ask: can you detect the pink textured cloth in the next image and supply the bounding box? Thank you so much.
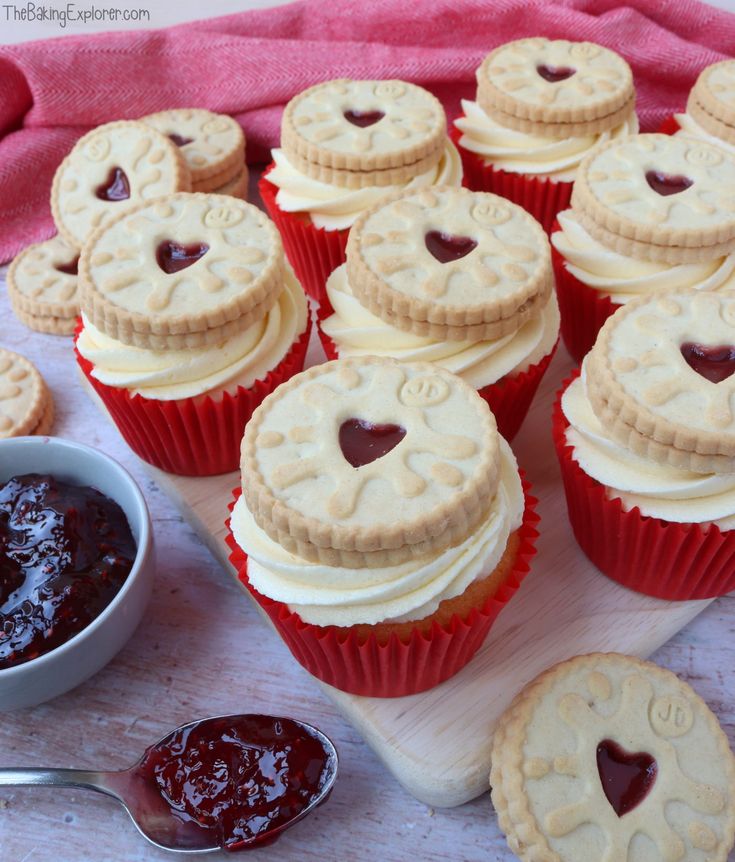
[1,0,734,262]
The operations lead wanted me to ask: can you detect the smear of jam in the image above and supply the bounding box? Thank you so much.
[168,133,194,147]
[136,716,334,851]
[596,739,657,817]
[0,474,136,669]
[156,241,210,274]
[645,170,693,196]
[343,109,385,128]
[536,64,576,82]
[680,342,735,383]
[339,419,406,468]
[54,256,80,276]
[95,166,131,201]
[424,230,478,264]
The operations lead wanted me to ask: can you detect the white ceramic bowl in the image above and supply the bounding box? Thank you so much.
[0,436,154,710]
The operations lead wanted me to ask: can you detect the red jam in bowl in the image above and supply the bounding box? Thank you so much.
[136,715,335,851]
[0,473,136,669]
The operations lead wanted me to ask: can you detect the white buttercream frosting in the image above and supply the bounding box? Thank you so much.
[455,99,639,181]
[231,437,524,626]
[77,265,308,401]
[266,140,463,231]
[551,209,735,303]
[320,264,559,388]
[674,111,735,154]
[562,371,735,529]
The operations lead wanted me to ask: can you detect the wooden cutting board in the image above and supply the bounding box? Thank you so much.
[85,342,713,809]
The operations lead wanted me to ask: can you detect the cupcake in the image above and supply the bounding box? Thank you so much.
[318,186,559,441]
[552,133,735,363]
[259,79,462,304]
[452,38,638,233]
[75,193,309,476]
[554,288,735,600]
[227,356,538,697]
[665,59,735,153]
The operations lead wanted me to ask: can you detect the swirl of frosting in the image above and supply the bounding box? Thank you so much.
[551,210,735,302]
[266,140,462,231]
[320,264,559,389]
[76,265,308,401]
[231,437,524,626]
[563,371,735,529]
[674,112,735,154]
[454,99,639,181]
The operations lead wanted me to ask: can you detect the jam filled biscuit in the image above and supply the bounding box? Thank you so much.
[281,79,447,188]
[241,356,500,567]
[572,133,735,263]
[51,120,191,249]
[79,193,284,350]
[490,653,735,862]
[211,164,249,199]
[346,186,552,341]
[585,288,735,473]
[6,235,80,335]
[0,348,53,438]
[687,60,735,147]
[477,38,635,137]
[142,108,245,190]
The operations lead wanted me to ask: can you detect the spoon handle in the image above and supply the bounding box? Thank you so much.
[0,768,112,794]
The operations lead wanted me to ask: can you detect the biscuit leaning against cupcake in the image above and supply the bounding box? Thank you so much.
[74,193,309,476]
[227,356,539,697]
[453,37,638,232]
[665,58,735,154]
[317,186,559,441]
[554,287,735,600]
[259,78,463,304]
[551,133,735,362]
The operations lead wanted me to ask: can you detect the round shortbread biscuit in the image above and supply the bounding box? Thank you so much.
[0,349,50,438]
[477,38,634,135]
[79,193,284,350]
[490,653,735,862]
[192,159,245,192]
[585,288,735,473]
[9,305,78,336]
[211,164,249,199]
[142,108,245,185]
[281,79,446,184]
[7,235,80,320]
[51,121,191,249]
[346,186,552,341]
[687,60,735,145]
[572,133,735,262]
[241,357,500,568]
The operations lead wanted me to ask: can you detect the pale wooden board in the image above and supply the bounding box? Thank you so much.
[126,342,714,810]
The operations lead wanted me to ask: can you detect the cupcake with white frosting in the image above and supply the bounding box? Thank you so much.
[260,78,462,304]
[452,37,637,232]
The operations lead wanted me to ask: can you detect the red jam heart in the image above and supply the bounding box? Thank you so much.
[425,231,478,264]
[536,64,576,83]
[54,256,79,276]
[339,419,406,468]
[645,171,693,196]
[343,109,385,128]
[168,133,194,147]
[156,241,210,274]
[596,740,657,818]
[681,342,735,383]
[95,166,131,202]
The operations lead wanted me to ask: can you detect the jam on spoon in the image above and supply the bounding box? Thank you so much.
[0,473,136,668]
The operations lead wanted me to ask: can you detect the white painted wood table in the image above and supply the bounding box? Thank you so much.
[0,231,734,860]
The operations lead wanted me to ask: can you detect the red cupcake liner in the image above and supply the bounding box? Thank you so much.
[553,371,735,600]
[551,220,619,364]
[259,165,349,306]
[658,115,682,135]
[315,300,556,442]
[226,483,539,697]
[450,123,573,234]
[74,320,311,476]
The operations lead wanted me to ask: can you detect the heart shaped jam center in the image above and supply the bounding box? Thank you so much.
[645,171,693,196]
[168,133,194,147]
[343,109,385,128]
[156,241,210,274]
[54,255,79,276]
[681,342,735,383]
[596,740,657,818]
[425,231,478,264]
[95,166,131,202]
[536,64,576,83]
[339,419,406,468]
